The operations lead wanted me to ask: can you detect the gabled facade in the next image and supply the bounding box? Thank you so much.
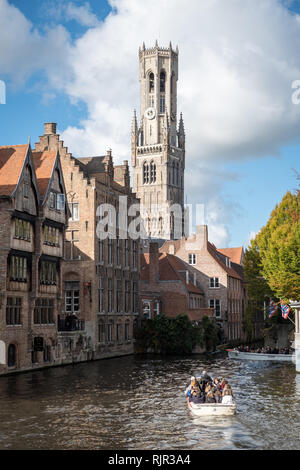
[140,242,213,322]
[160,225,247,342]
[0,143,68,373]
[34,123,140,360]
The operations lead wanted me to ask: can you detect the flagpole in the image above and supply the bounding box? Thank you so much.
[286,316,295,326]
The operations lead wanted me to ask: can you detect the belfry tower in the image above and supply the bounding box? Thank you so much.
[131,41,186,240]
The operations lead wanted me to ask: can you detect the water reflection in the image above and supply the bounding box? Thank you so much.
[0,355,299,450]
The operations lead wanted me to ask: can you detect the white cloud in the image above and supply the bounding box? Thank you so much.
[2,0,300,245]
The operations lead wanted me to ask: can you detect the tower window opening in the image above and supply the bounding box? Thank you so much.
[149,95,154,107]
[143,162,149,184]
[160,71,166,92]
[160,95,165,113]
[150,161,156,183]
[149,73,154,92]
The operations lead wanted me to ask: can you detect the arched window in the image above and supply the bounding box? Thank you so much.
[149,72,154,93]
[8,344,16,367]
[160,71,166,92]
[150,161,156,183]
[143,162,149,184]
[176,162,179,186]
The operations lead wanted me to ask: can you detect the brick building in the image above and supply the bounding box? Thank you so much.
[0,143,69,374]
[34,123,140,360]
[140,242,213,322]
[160,225,247,342]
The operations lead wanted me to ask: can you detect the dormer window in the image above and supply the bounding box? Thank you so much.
[50,192,65,211]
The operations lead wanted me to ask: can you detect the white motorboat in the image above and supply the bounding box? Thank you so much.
[187,398,237,417]
[227,349,294,362]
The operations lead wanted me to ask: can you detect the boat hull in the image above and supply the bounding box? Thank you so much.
[227,349,294,362]
[187,398,236,417]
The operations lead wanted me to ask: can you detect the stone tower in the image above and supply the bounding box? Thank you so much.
[131,42,186,240]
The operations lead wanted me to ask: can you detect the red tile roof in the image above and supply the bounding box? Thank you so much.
[0,144,28,196]
[140,251,204,295]
[218,247,244,265]
[32,150,57,197]
[207,242,243,280]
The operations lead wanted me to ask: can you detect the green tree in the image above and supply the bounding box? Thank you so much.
[256,191,300,301]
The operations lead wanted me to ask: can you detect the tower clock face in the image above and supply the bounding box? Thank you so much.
[144,107,156,120]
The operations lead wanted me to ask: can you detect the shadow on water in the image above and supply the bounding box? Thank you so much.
[0,354,299,450]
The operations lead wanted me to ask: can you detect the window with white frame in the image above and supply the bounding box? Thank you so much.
[209,277,220,288]
[209,299,221,317]
[69,202,79,221]
[142,300,151,319]
[188,253,196,265]
[65,281,79,313]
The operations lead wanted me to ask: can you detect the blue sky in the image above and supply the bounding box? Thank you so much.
[0,0,299,248]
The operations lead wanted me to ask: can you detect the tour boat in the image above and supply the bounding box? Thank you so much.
[187,398,237,417]
[226,349,294,362]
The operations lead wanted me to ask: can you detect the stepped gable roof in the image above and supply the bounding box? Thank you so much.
[32,150,57,198]
[140,252,204,295]
[0,144,29,196]
[207,242,243,280]
[77,156,107,174]
[218,247,244,265]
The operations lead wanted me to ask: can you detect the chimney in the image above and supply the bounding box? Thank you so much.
[196,225,208,250]
[44,123,57,135]
[149,242,159,282]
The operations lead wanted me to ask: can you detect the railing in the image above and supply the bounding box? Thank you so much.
[58,317,85,332]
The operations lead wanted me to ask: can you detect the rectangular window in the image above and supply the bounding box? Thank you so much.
[133,281,138,313]
[44,225,59,246]
[65,281,80,313]
[108,238,113,265]
[107,323,113,343]
[98,322,105,343]
[188,253,196,265]
[116,236,121,266]
[209,277,220,288]
[98,276,104,313]
[66,230,79,260]
[56,194,65,211]
[40,260,56,285]
[133,241,137,269]
[69,202,79,221]
[10,255,27,282]
[160,95,165,113]
[125,239,130,268]
[6,297,22,325]
[116,323,121,342]
[125,323,130,341]
[117,280,122,313]
[125,280,130,313]
[108,278,113,312]
[34,298,54,324]
[209,299,221,317]
[14,219,31,241]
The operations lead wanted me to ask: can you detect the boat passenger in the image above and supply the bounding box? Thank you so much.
[206,391,216,403]
[219,379,227,391]
[200,370,213,384]
[185,376,197,397]
[214,389,222,403]
[222,390,234,405]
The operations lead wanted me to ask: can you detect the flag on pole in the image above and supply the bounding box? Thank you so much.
[281,303,291,320]
[269,299,279,318]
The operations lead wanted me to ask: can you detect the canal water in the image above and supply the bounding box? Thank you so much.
[0,354,299,450]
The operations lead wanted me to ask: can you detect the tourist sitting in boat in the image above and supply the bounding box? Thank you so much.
[213,388,222,403]
[222,384,233,398]
[205,391,216,403]
[185,376,201,398]
[221,389,234,405]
